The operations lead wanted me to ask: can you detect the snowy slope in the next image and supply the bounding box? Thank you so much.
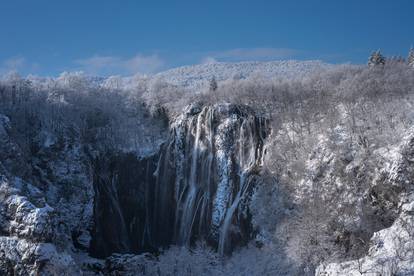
[24,60,334,92]
[154,60,332,90]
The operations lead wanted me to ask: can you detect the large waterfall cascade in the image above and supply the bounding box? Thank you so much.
[152,103,269,255]
[91,103,269,257]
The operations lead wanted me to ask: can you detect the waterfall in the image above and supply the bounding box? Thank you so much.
[90,103,269,257]
[173,107,215,245]
[218,116,260,255]
[154,103,269,255]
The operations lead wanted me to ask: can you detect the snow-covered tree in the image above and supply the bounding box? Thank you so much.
[209,76,218,91]
[408,47,414,68]
[388,56,405,65]
[368,50,386,67]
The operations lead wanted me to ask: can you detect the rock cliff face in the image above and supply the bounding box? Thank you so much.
[89,152,159,258]
[316,130,414,275]
[0,103,270,274]
[0,114,90,275]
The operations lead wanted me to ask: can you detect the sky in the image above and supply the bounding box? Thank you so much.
[0,0,413,76]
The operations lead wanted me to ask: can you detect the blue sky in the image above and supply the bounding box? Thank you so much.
[0,0,413,76]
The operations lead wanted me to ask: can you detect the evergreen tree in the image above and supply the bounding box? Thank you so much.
[408,47,414,68]
[209,76,218,92]
[368,50,386,67]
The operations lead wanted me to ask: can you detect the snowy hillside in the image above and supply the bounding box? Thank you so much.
[23,60,335,93]
[154,60,333,90]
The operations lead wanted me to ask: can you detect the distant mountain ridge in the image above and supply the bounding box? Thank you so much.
[153,60,333,89]
[20,60,335,92]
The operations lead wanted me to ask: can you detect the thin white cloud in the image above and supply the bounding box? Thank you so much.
[75,54,164,75]
[201,47,298,63]
[0,48,297,77]
[4,56,26,69]
[0,56,40,76]
[201,56,219,64]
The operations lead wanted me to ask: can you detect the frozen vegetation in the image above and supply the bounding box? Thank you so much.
[0,53,414,275]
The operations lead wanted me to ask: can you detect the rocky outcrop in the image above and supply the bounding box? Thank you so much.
[316,129,414,276]
[0,177,55,242]
[0,174,81,275]
[0,115,92,275]
[316,194,414,276]
[0,236,81,276]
